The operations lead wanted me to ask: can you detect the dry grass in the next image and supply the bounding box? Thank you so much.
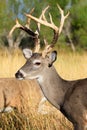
[0,48,87,130]
[0,48,25,78]
[55,51,87,80]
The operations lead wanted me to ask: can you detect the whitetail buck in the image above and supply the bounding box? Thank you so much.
[15,5,87,130]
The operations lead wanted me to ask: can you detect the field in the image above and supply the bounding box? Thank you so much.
[0,47,87,130]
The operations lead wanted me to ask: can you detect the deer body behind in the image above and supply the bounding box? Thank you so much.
[0,78,39,113]
[15,50,87,130]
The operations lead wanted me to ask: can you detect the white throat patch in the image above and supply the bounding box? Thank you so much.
[37,75,43,83]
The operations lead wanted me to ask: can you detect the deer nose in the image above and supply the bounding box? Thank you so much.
[15,70,24,79]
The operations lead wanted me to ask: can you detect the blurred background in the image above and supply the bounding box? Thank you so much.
[0,0,87,51]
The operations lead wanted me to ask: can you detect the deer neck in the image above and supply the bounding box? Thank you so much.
[37,66,71,110]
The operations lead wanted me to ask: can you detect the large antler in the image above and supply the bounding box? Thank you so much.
[7,8,38,48]
[25,4,69,57]
[8,4,69,55]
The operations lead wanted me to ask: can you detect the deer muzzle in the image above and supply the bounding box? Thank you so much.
[15,70,24,80]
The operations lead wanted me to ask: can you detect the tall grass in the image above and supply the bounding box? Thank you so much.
[55,51,87,80]
[0,48,87,130]
[0,48,25,78]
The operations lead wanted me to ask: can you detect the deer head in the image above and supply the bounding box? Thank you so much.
[15,49,57,80]
[14,4,69,80]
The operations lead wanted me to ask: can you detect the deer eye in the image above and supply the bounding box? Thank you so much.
[34,62,41,66]
[33,60,41,66]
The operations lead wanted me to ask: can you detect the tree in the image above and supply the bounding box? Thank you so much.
[71,0,87,49]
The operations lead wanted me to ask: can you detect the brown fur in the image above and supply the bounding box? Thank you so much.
[0,78,39,113]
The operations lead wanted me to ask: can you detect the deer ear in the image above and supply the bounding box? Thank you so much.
[23,48,33,59]
[48,51,57,67]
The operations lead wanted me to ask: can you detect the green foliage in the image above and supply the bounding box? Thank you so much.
[1,0,87,50]
[71,0,87,49]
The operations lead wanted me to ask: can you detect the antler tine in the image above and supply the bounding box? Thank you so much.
[34,6,50,53]
[57,4,69,34]
[8,19,23,36]
[25,8,35,28]
[37,5,50,33]
[49,13,54,25]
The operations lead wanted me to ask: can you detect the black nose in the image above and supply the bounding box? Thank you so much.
[15,70,24,79]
